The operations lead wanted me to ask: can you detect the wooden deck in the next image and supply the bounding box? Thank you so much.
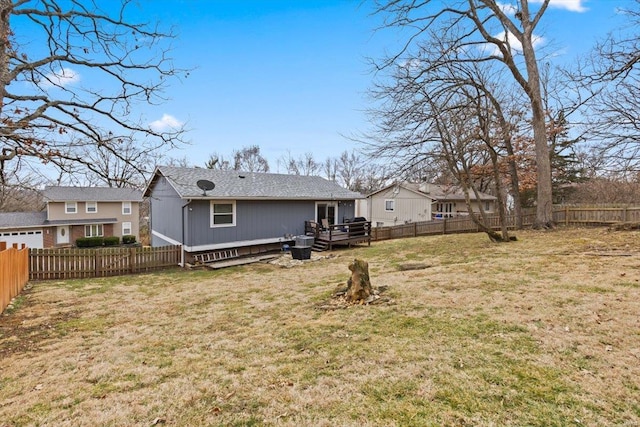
[305,220,372,251]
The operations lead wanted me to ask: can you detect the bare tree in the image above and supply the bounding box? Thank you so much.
[205,153,232,170]
[278,151,321,176]
[364,26,532,239]
[0,0,186,184]
[581,1,640,177]
[278,151,300,175]
[566,177,640,204]
[0,159,44,211]
[350,163,390,194]
[164,156,191,168]
[53,136,165,187]
[323,157,338,182]
[299,152,321,176]
[371,0,557,227]
[232,145,269,172]
[336,150,360,190]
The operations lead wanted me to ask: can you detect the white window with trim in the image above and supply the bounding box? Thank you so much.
[86,201,97,213]
[85,224,104,237]
[384,199,395,212]
[122,201,132,215]
[122,222,132,235]
[210,200,236,227]
[65,202,77,214]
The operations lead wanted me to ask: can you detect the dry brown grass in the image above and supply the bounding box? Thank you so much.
[1,227,640,426]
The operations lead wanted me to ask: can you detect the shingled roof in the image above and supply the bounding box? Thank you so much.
[0,212,47,229]
[43,186,143,202]
[403,183,496,201]
[144,166,364,200]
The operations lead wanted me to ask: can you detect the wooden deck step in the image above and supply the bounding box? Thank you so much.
[311,241,329,252]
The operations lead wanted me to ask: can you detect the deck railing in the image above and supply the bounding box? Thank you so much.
[305,220,372,250]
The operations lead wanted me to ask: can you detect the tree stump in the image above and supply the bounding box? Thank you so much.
[346,258,373,303]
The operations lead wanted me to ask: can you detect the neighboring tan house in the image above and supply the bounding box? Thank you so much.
[0,186,142,249]
[367,182,497,227]
[143,166,364,263]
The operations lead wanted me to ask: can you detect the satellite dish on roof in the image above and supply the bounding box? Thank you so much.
[196,179,215,196]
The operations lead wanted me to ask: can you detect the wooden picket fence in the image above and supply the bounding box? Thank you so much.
[370,205,640,242]
[0,242,30,314]
[29,245,181,280]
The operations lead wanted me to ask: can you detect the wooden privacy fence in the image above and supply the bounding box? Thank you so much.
[29,245,181,280]
[370,205,640,242]
[554,205,640,226]
[1,242,30,314]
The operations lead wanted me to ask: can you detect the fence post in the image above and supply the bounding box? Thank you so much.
[443,219,447,234]
[565,206,569,226]
[413,222,417,237]
[130,247,136,274]
[623,207,628,222]
[95,249,101,277]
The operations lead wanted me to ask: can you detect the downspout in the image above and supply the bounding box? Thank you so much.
[181,199,192,267]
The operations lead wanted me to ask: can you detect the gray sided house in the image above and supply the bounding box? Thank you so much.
[143,166,364,262]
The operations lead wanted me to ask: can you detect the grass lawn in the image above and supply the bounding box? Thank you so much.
[1,227,639,426]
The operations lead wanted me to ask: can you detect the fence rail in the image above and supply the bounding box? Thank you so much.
[370,206,640,242]
[29,245,181,280]
[1,242,30,314]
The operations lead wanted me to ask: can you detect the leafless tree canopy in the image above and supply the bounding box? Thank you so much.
[579,0,640,177]
[368,0,556,227]
[0,0,186,186]
[232,145,270,173]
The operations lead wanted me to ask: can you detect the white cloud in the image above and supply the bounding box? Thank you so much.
[40,68,80,88]
[481,30,545,57]
[497,2,518,15]
[149,114,183,132]
[531,0,588,13]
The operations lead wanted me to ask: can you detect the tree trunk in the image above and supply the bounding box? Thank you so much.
[346,258,373,303]
[520,2,555,228]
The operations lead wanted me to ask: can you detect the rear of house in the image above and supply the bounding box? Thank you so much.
[144,166,364,263]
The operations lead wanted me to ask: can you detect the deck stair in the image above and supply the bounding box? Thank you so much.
[193,248,239,264]
[311,240,329,252]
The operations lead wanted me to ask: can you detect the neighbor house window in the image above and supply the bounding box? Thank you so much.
[210,201,236,227]
[435,202,454,218]
[86,201,97,213]
[85,224,103,237]
[122,201,132,215]
[122,222,132,235]
[65,202,77,214]
[384,199,395,212]
[485,201,491,211]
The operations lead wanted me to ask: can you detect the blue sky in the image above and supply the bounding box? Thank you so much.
[131,0,631,171]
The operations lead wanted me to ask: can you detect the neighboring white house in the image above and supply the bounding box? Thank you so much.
[367,182,497,227]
